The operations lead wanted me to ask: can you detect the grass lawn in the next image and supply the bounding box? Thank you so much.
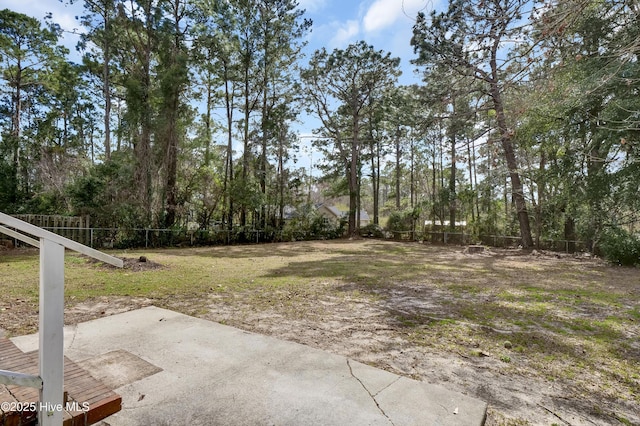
[1,239,638,425]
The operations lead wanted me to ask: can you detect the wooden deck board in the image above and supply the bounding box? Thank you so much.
[0,387,25,426]
[0,339,121,426]
[0,339,24,356]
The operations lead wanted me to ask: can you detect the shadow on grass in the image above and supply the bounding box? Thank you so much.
[341,280,638,422]
[141,239,471,261]
[262,255,486,286]
[147,240,363,260]
[256,242,639,422]
[0,249,39,263]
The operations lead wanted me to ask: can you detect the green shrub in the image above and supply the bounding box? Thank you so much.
[359,223,384,238]
[598,227,640,266]
[281,212,344,241]
[387,208,420,232]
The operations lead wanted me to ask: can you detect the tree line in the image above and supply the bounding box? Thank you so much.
[0,1,638,260]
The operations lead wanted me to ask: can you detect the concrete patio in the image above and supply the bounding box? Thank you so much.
[11,307,487,425]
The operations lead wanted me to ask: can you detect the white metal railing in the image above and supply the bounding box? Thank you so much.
[0,212,123,426]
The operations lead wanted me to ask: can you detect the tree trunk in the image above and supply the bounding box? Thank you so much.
[205,68,213,165]
[371,144,379,225]
[585,103,606,252]
[10,63,22,205]
[486,20,533,247]
[395,131,401,209]
[466,138,475,222]
[223,68,234,233]
[161,1,185,229]
[431,156,437,223]
[410,138,415,208]
[356,171,361,229]
[163,94,179,228]
[491,89,533,247]
[277,132,285,228]
[449,118,456,232]
[535,151,546,249]
[260,114,268,229]
[133,54,153,225]
[259,10,271,230]
[241,72,250,228]
[564,216,576,253]
[103,25,111,161]
[348,117,360,237]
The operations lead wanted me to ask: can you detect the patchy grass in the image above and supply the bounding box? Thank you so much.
[0,240,639,425]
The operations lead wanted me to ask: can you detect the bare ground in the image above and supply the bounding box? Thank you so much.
[1,241,638,425]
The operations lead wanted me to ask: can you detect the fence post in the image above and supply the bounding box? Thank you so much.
[38,238,65,426]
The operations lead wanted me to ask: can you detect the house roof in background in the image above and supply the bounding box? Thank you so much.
[318,204,369,221]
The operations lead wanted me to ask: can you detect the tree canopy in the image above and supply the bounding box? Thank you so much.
[0,1,638,257]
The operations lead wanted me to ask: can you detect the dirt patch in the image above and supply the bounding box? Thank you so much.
[65,296,156,325]
[86,256,165,271]
[120,256,164,271]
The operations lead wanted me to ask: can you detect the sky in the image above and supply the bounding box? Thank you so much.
[299,0,440,84]
[4,0,444,167]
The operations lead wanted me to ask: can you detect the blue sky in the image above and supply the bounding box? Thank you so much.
[300,0,442,87]
[4,0,87,59]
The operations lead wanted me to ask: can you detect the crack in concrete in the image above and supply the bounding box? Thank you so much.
[373,376,401,398]
[68,324,78,349]
[346,359,395,426]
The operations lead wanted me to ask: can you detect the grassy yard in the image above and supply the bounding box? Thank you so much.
[1,240,638,425]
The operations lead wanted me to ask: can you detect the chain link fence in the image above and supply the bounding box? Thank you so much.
[3,226,332,249]
[2,224,587,254]
[419,231,587,253]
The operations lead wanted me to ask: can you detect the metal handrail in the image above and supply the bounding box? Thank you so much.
[0,212,122,426]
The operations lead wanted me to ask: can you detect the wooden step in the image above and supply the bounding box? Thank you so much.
[0,338,121,426]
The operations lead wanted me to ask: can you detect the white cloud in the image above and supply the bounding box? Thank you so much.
[5,0,83,26]
[363,0,432,33]
[4,0,49,19]
[297,0,329,13]
[5,0,86,59]
[330,20,360,48]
